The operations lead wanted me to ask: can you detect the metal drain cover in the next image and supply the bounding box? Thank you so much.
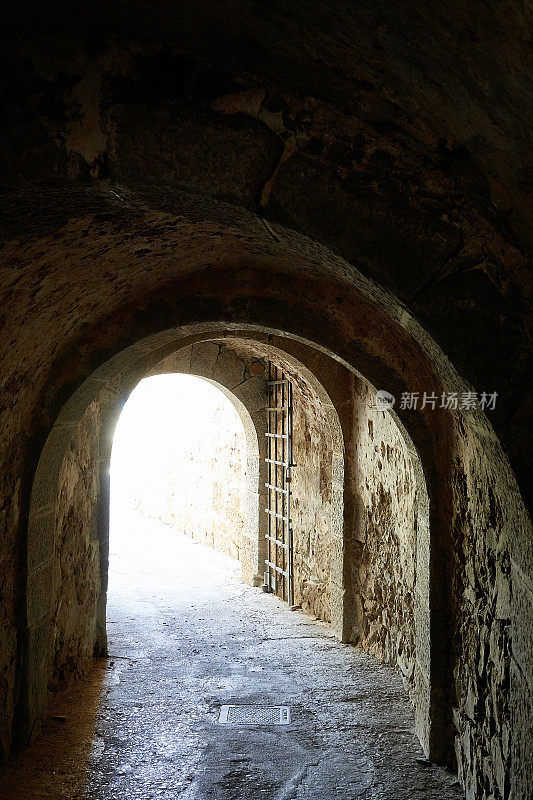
[218,705,291,725]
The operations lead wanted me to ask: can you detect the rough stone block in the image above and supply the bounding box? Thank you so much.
[157,345,192,374]
[27,508,55,573]
[30,423,75,514]
[237,375,267,414]
[329,585,346,641]
[243,490,259,540]
[325,408,344,452]
[414,592,431,677]
[27,560,55,626]
[510,659,532,800]
[24,621,53,729]
[495,561,511,620]
[108,104,283,206]
[246,455,259,483]
[212,349,245,389]
[415,528,430,606]
[330,501,344,541]
[329,535,344,587]
[510,564,533,687]
[331,454,344,485]
[190,341,220,379]
[509,512,533,586]
[414,662,431,757]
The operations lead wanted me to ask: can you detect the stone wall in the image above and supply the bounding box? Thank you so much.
[261,340,426,717]
[350,381,418,696]
[450,419,531,800]
[220,341,346,623]
[23,343,264,741]
[290,377,335,622]
[218,337,425,712]
[52,401,102,690]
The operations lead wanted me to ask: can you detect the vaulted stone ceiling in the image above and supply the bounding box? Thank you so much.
[0,1,531,504]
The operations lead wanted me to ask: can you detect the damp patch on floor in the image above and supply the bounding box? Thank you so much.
[218,705,291,725]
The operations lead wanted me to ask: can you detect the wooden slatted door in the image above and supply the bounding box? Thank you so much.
[264,362,294,604]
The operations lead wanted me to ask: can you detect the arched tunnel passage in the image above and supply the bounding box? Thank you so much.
[5,192,527,800]
[105,341,350,639]
[20,324,445,795]
[144,339,349,628]
[1,4,531,791]
[4,184,526,795]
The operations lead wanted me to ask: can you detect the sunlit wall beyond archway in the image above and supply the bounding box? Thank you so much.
[110,374,248,565]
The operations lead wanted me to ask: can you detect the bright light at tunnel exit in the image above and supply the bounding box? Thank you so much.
[110,373,247,563]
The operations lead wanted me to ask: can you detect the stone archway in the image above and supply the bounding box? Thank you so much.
[25,324,435,761]
[25,339,269,733]
[20,299,448,766]
[25,332,353,732]
[9,188,528,791]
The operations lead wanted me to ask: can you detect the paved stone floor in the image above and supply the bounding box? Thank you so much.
[1,516,463,799]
